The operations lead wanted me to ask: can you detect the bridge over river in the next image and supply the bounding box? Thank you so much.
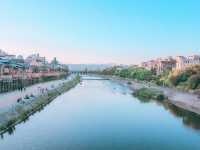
[81,76,110,80]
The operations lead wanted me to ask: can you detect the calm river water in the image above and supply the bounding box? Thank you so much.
[0,77,200,150]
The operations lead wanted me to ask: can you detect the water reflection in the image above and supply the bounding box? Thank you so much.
[164,103,200,130]
[1,79,200,150]
[7,127,15,135]
[0,127,15,140]
[135,95,200,131]
[106,81,132,96]
[0,103,46,137]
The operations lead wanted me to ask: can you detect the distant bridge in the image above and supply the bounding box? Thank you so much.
[81,78,109,81]
[70,71,109,80]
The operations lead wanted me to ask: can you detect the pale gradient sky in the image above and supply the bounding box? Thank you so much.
[0,0,199,64]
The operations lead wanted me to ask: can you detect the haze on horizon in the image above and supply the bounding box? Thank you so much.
[0,0,199,65]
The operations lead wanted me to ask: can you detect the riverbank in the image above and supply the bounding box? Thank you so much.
[133,88,166,101]
[0,72,67,94]
[0,75,80,134]
[100,75,200,115]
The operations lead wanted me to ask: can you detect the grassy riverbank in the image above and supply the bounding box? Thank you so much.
[0,75,80,134]
[133,88,167,101]
[100,65,200,93]
[99,74,200,115]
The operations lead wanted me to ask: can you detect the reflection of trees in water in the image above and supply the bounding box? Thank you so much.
[132,93,152,103]
[7,126,15,135]
[1,133,4,139]
[135,97,152,103]
[163,102,200,130]
[0,126,16,140]
[135,95,200,131]
[0,103,46,138]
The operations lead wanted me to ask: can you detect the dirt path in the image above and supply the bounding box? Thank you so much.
[108,75,200,115]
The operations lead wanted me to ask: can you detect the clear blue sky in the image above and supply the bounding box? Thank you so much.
[0,0,199,64]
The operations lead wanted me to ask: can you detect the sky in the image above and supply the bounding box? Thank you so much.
[0,0,199,64]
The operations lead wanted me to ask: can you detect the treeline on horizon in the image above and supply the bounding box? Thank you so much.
[99,65,200,92]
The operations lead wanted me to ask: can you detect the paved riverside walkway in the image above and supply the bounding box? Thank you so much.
[0,75,75,112]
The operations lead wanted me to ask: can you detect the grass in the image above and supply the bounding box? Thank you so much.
[133,88,167,101]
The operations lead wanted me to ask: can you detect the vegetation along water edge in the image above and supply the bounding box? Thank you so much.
[0,75,80,134]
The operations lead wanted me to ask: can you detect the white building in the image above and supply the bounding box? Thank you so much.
[176,55,200,70]
[25,53,46,67]
[0,49,16,60]
[141,57,176,75]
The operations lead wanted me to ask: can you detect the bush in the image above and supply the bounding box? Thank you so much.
[188,75,200,89]
[6,118,17,127]
[169,72,189,86]
[127,81,132,85]
[102,66,155,81]
[156,93,166,101]
[134,88,166,101]
[167,65,200,90]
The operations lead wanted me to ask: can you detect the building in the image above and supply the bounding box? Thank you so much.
[25,53,46,67]
[176,56,188,70]
[0,49,16,60]
[141,57,176,75]
[25,53,46,73]
[0,50,18,78]
[142,54,200,74]
[156,58,176,75]
[141,60,158,72]
[0,49,70,81]
[176,55,200,70]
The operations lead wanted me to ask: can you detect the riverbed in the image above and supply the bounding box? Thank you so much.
[0,76,200,150]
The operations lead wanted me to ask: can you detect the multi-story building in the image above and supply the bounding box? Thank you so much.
[0,49,16,60]
[141,60,157,71]
[156,58,176,75]
[142,55,200,74]
[176,55,200,70]
[0,49,69,81]
[25,53,46,73]
[141,57,176,75]
[175,56,188,70]
[25,53,46,67]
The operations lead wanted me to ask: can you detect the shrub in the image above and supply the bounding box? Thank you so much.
[134,88,166,101]
[102,66,155,81]
[127,81,132,85]
[188,75,200,89]
[6,118,17,127]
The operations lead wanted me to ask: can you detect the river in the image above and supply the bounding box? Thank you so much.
[0,76,200,150]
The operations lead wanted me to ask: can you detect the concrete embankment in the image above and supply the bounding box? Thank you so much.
[104,75,200,115]
[0,75,80,134]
